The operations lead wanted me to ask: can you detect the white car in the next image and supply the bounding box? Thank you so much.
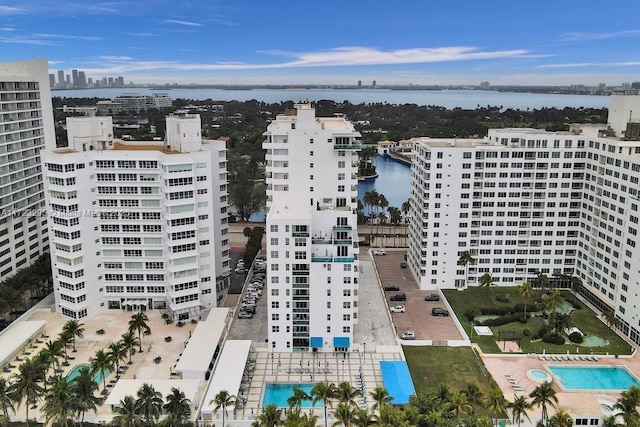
[390,305,406,313]
[373,249,387,256]
[401,331,416,340]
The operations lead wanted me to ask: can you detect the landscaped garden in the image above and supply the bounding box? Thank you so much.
[443,285,633,355]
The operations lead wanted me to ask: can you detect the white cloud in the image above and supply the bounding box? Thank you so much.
[34,33,102,41]
[0,6,26,15]
[126,32,158,37]
[537,61,640,69]
[0,36,61,46]
[559,29,640,41]
[163,19,202,27]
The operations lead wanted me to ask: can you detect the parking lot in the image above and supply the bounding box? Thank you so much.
[225,259,269,344]
[372,249,463,341]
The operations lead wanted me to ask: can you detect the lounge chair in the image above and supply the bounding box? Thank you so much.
[592,356,599,362]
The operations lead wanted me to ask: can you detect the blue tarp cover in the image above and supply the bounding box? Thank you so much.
[310,337,323,347]
[333,337,350,348]
[380,361,416,405]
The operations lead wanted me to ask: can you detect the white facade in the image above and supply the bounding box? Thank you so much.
[608,95,640,138]
[263,103,361,352]
[407,110,640,345]
[43,115,230,320]
[0,59,55,279]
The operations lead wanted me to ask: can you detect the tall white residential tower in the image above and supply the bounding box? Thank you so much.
[407,95,640,345]
[0,59,56,279]
[263,103,361,352]
[43,114,230,320]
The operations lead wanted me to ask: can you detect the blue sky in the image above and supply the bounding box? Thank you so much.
[1,0,640,85]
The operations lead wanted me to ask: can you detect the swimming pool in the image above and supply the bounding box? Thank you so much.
[548,365,640,391]
[66,363,111,385]
[527,369,552,384]
[262,383,320,408]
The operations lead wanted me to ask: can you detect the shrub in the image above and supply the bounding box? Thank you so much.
[485,312,524,327]
[495,293,510,303]
[534,324,552,340]
[523,328,531,337]
[542,333,565,345]
[569,331,584,343]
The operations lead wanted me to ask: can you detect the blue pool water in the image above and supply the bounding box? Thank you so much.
[66,363,111,385]
[262,383,320,408]
[380,361,416,405]
[548,366,640,391]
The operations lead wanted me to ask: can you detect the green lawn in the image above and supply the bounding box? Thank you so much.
[403,346,495,414]
[443,287,633,355]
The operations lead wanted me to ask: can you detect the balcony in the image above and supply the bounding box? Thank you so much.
[333,142,362,150]
[292,231,309,237]
[333,225,352,231]
[311,237,332,244]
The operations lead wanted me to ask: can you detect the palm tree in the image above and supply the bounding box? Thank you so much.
[370,386,392,412]
[401,199,410,219]
[253,403,282,427]
[363,190,379,224]
[41,375,76,427]
[376,194,389,234]
[465,383,483,406]
[0,377,15,423]
[62,319,85,352]
[9,357,45,427]
[128,312,151,353]
[120,331,139,365]
[542,289,564,314]
[483,386,507,427]
[136,383,164,424]
[212,390,235,427]
[508,395,531,427]
[479,273,496,297]
[449,390,473,418]
[336,382,361,409]
[333,402,356,427]
[43,339,65,374]
[33,350,54,393]
[535,272,550,292]
[57,330,73,365]
[108,341,128,376]
[90,349,114,393]
[600,415,621,427]
[519,281,534,319]
[311,382,337,427]
[286,387,310,414]
[547,409,573,427]
[71,365,100,425]
[529,382,558,426]
[352,408,371,427]
[457,251,476,288]
[614,385,640,426]
[112,395,144,427]
[163,387,192,425]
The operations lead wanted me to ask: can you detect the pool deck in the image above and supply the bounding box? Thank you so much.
[480,345,640,421]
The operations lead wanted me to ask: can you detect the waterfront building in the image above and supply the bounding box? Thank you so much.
[0,59,56,279]
[43,114,230,320]
[56,70,65,89]
[407,95,640,344]
[263,103,361,352]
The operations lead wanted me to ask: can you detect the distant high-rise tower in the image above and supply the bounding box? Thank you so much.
[372,80,376,89]
[78,71,87,88]
[72,69,79,87]
[357,80,361,88]
[65,74,71,85]
[57,70,65,88]
[49,73,56,88]
[263,103,361,353]
[0,59,56,280]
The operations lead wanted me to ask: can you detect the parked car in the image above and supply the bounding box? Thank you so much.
[241,306,256,314]
[373,249,387,256]
[431,307,449,317]
[238,311,253,319]
[234,267,247,274]
[400,260,407,268]
[401,331,416,340]
[425,293,440,301]
[390,305,406,313]
[389,293,407,301]
[384,284,400,291]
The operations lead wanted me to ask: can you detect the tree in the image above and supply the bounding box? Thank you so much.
[336,382,361,409]
[401,199,411,219]
[542,290,564,314]
[42,339,65,376]
[62,319,85,352]
[519,281,534,320]
[529,382,558,426]
[41,375,76,427]
[212,390,236,427]
[457,251,476,288]
[108,341,128,376]
[508,395,531,427]
[614,385,640,426]
[333,402,356,427]
[286,387,310,414]
[464,383,483,406]
[482,386,507,426]
[90,349,114,393]
[9,357,45,426]
[479,273,496,297]
[0,377,15,424]
[57,330,73,364]
[363,190,379,224]
[547,409,573,427]
[388,207,402,225]
[253,403,282,427]
[128,312,151,353]
[370,386,392,412]
[71,365,101,425]
[449,391,473,418]
[352,408,372,427]
[535,272,550,291]
[312,382,337,427]
[112,395,144,427]
[163,387,192,425]
[136,383,164,424]
[120,331,139,365]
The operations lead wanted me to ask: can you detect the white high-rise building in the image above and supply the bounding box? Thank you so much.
[43,114,230,320]
[407,96,640,345]
[263,103,361,352]
[0,59,56,279]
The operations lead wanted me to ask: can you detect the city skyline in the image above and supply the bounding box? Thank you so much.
[1,1,640,85]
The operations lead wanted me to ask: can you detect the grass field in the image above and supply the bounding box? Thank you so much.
[403,346,496,414]
[443,287,633,355]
